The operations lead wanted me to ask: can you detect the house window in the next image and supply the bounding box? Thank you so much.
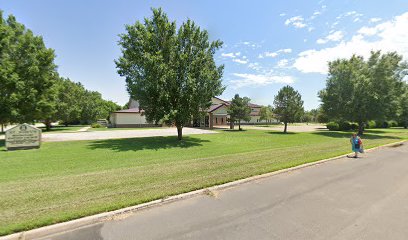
[216,117,218,124]
[221,118,224,124]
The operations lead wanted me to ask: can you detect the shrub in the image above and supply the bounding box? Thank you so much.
[367,120,376,129]
[375,121,387,128]
[377,121,390,128]
[339,121,352,131]
[327,122,340,131]
[91,123,103,128]
[388,120,398,128]
[350,122,359,130]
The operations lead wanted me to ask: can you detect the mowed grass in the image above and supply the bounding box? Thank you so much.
[0,129,407,236]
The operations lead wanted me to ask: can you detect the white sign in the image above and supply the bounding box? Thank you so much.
[5,123,42,150]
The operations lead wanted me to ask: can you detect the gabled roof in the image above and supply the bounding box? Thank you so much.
[207,103,227,113]
[213,96,230,105]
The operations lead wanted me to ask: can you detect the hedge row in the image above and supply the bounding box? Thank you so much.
[326,120,399,131]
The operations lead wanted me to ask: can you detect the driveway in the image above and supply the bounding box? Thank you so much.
[43,127,216,142]
[1,127,216,142]
[42,142,408,240]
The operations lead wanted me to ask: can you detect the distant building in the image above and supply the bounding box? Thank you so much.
[110,97,277,128]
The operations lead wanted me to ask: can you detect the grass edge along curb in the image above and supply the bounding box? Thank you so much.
[1,140,406,240]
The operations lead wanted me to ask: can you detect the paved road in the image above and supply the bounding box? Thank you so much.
[40,143,408,240]
[1,127,216,142]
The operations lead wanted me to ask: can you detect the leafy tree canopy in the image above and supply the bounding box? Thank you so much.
[115,8,224,140]
[273,85,304,133]
[228,94,251,130]
[319,51,407,134]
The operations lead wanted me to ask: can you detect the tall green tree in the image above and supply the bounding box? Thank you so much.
[308,108,320,123]
[0,11,15,132]
[55,78,86,125]
[398,84,408,129]
[0,12,58,130]
[319,51,407,134]
[273,85,304,133]
[228,94,251,131]
[80,91,108,124]
[115,8,224,140]
[259,105,274,123]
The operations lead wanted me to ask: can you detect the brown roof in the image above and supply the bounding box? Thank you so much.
[113,108,144,113]
[207,104,226,113]
[248,103,262,108]
[213,96,230,105]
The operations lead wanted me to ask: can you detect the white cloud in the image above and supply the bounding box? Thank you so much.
[285,16,307,28]
[221,53,235,58]
[279,13,286,17]
[316,31,344,44]
[221,52,242,59]
[248,62,261,71]
[310,10,322,20]
[259,48,292,58]
[293,12,408,74]
[232,58,248,64]
[230,73,294,88]
[264,52,279,58]
[369,17,382,23]
[277,59,289,68]
[336,11,363,22]
[313,11,322,16]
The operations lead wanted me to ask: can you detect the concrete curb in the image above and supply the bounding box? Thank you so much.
[2,140,405,240]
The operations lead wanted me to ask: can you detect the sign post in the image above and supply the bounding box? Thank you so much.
[5,123,42,150]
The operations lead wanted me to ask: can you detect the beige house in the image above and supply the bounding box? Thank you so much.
[110,97,276,128]
[109,99,155,128]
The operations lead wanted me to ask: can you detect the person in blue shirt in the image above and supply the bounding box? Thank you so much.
[350,133,363,158]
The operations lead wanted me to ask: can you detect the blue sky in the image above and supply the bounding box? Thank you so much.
[1,0,407,109]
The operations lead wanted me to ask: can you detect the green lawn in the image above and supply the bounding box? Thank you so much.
[0,129,407,236]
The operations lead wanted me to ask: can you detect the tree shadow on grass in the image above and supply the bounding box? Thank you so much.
[364,129,407,134]
[311,131,400,140]
[86,135,210,152]
[222,129,247,132]
[266,131,298,135]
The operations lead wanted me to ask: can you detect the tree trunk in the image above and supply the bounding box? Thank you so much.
[230,120,234,130]
[45,119,52,131]
[358,121,364,135]
[177,125,183,140]
[284,121,288,133]
[238,120,241,131]
[1,124,3,133]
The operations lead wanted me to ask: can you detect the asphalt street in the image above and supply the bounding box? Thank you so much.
[40,142,408,240]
